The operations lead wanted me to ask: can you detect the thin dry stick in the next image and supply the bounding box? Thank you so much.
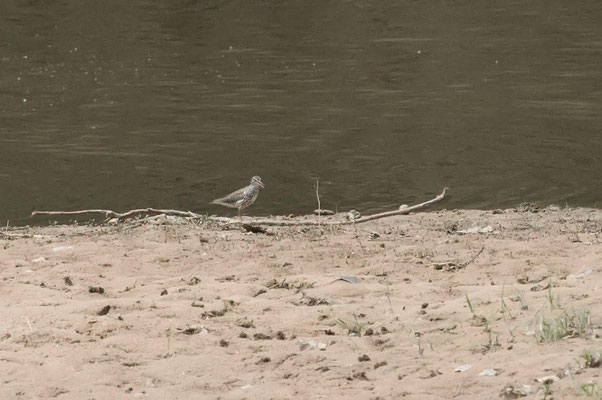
[167,319,173,356]
[385,279,395,315]
[461,246,485,267]
[316,178,321,214]
[433,246,485,271]
[316,178,323,227]
[24,316,33,331]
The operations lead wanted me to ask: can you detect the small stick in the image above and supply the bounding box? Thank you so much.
[433,246,485,271]
[24,316,33,331]
[167,320,173,356]
[460,246,485,268]
[385,279,395,315]
[316,178,321,215]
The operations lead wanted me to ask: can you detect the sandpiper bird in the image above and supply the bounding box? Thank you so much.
[211,176,265,219]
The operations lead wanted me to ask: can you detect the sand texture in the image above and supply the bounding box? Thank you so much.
[1,207,601,399]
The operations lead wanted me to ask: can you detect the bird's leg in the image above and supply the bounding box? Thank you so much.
[238,208,242,222]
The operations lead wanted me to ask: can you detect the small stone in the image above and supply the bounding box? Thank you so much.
[88,286,104,294]
[517,276,529,284]
[500,384,532,397]
[454,364,473,373]
[314,209,335,216]
[348,371,369,381]
[97,305,111,316]
[236,318,255,328]
[374,361,388,369]
[478,369,499,376]
[536,375,559,383]
[253,333,272,340]
[298,339,327,351]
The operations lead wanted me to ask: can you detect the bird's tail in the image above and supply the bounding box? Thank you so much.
[211,198,233,207]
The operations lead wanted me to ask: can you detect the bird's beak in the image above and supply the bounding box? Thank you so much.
[258,181,265,189]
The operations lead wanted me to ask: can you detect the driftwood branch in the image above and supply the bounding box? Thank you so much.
[31,187,449,226]
[32,208,203,221]
[248,187,448,226]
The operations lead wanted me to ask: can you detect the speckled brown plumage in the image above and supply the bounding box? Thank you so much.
[211,176,264,218]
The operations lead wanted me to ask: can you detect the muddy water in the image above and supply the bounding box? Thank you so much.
[1,1,601,224]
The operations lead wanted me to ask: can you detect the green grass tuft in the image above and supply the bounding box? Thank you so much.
[535,308,591,343]
[336,316,367,337]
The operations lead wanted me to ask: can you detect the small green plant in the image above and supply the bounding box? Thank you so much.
[542,380,553,399]
[466,294,475,315]
[581,350,602,368]
[535,308,592,343]
[579,382,600,398]
[336,316,367,337]
[487,326,500,348]
[513,286,528,310]
[385,279,394,315]
[166,320,173,356]
[465,293,488,326]
[508,327,517,343]
[546,278,560,310]
[500,285,514,319]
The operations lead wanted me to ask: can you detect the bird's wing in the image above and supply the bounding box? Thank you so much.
[211,186,249,206]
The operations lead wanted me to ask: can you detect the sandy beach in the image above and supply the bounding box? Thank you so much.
[1,206,600,399]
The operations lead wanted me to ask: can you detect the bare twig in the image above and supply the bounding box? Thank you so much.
[433,246,485,271]
[462,246,485,267]
[316,178,321,213]
[385,279,395,315]
[24,316,34,331]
